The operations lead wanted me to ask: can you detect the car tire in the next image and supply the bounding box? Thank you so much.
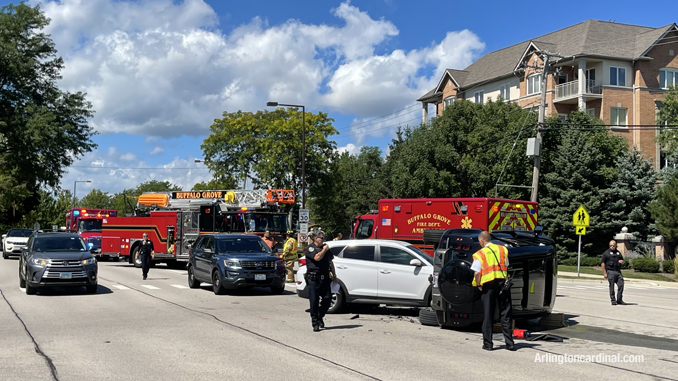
[132,247,142,268]
[418,307,440,326]
[327,288,345,314]
[25,283,37,295]
[2,251,7,259]
[212,270,227,295]
[187,266,200,289]
[270,285,285,295]
[86,284,98,294]
[19,268,26,288]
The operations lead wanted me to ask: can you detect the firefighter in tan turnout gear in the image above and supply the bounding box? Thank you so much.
[282,231,297,282]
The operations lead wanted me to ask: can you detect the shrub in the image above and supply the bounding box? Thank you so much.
[581,256,602,266]
[675,257,678,276]
[621,259,631,270]
[560,258,576,266]
[663,259,675,274]
[632,257,660,273]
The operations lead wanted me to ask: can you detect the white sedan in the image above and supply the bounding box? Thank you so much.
[296,239,434,313]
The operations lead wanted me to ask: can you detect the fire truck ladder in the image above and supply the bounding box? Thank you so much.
[223,189,295,209]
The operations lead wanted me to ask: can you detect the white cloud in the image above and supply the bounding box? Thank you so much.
[36,0,484,139]
[149,146,164,155]
[336,143,361,156]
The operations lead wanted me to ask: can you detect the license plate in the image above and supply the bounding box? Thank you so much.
[255,274,266,281]
[60,273,72,280]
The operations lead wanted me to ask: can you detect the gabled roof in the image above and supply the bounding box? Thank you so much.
[418,20,676,101]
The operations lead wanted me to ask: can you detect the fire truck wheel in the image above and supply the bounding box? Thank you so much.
[212,270,227,295]
[187,266,200,289]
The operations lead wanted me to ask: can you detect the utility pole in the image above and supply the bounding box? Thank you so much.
[530,52,552,203]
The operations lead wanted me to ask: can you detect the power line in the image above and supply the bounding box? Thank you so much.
[68,165,211,170]
[337,116,423,138]
[334,103,420,132]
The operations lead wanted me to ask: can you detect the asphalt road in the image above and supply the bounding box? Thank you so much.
[1,259,677,381]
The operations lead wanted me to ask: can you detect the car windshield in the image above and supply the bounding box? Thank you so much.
[33,236,87,252]
[78,219,103,232]
[243,213,288,233]
[406,245,434,264]
[216,238,271,253]
[8,229,33,237]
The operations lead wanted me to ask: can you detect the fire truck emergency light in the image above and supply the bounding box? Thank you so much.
[241,207,248,211]
[74,211,80,216]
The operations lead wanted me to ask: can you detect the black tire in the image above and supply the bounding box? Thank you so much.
[270,285,285,295]
[419,307,440,326]
[327,288,345,314]
[19,267,26,288]
[132,246,142,268]
[187,266,200,289]
[2,251,7,259]
[423,229,445,250]
[86,284,98,294]
[25,283,37,295]
[212,270,226,295]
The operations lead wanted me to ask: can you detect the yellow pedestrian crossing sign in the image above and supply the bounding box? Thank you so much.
[573,205,589,227]
[576,226,586,235]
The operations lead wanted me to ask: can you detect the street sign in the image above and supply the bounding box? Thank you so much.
[300,233,308,243]
[300,223,309,235]
[299,209,309,223]
[576,226,586,235]
[572,205,590,227]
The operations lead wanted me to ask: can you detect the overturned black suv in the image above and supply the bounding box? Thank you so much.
[420,228,557,328]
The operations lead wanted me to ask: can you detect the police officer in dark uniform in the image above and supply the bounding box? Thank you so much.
[304,230,338,332]
[602,240,626,305]
[137,232,155,280]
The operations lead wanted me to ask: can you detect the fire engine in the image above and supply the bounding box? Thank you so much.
[352,198,538,254]
[101,189,295,269]
[64,208,118,258]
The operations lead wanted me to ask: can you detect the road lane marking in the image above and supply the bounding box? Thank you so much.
[141,285,160,290]
[171,285,188,289]
[113,285,130,290]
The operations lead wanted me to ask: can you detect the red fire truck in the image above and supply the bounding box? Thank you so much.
[64,208,118,258]
[101,189,295,269]
[352,198,538,254]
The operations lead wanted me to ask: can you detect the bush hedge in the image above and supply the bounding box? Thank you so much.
[632,257,660,273]
[559,256,601,267]
[662,259,675,274]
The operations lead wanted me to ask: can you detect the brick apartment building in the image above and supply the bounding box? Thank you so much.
[417,20,678,170]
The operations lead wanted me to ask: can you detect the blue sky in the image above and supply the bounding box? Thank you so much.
[5,0,677,195]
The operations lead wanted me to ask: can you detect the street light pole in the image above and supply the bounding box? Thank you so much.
[73,180,92,208]
[266,102,306,209]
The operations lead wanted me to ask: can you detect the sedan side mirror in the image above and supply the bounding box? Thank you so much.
[534,225,544,236]
[410,259,423,267]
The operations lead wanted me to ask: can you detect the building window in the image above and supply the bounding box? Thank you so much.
[659,68,678,88]
[558,74,568,84]
[527,74,542,95]
[444,96,456,108]
[499,84,510,101]
[610,107,627,127]
[610,67,626,86]
[474,91,484,104]
[587,108,596,117]
[558,114,568,122]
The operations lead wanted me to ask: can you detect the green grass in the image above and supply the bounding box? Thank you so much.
[558,265,676,282]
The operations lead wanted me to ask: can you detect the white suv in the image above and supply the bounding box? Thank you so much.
[296,239,434,313]
[3,228,34,259]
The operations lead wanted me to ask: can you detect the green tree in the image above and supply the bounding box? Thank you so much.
[382,99,536,199]
[538,111,628,260]
[79,189,113,209]
[657,85,678,155]
[0,3,96,225]
[599,148,658,241]
[110,181,182,215]
[20,189,73,229]
[192,176,238,191]
[310,146,388,233]
[649,171,678,241]
[201,108,337,194]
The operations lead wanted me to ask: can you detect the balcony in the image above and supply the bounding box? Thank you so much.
[554,80,602,103]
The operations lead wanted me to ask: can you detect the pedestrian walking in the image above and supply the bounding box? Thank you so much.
[471,230,515,351]
[283,231,298,282]
[137,232,154,280]
[304,231,338,332]
[602,240,626,305]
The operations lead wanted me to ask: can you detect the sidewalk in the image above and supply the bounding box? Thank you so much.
[558,271,678,288]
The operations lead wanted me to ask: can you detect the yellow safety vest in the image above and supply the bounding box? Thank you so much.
[472,243,508,286]
[283,238,297,259]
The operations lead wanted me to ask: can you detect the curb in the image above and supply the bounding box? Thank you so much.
[558,271,678,288]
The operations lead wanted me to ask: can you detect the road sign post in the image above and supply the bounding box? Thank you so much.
[299,209,310,250]
[572,205,590,277]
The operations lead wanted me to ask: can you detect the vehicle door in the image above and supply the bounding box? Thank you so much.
[336,244,378,297]
[191,237,207,280]
[377,245,431,301]
[197,237,216,279]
